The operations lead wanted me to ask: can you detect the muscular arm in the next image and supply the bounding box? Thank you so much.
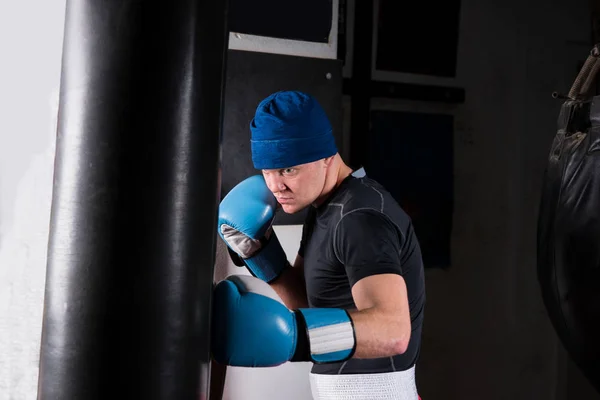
[347,273,411,358]
[335,210,413,359]
[270,254,308,309]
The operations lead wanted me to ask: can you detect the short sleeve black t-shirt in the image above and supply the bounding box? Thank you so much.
[298,172,426,375]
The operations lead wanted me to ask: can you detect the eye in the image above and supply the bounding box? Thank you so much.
[282,168,296,175]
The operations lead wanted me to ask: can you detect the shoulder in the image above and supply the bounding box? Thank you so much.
[335,207,399,242]
[332,208,405,272]
[331,177,386,214]
[333,177,407,222]
[330,176,414,239]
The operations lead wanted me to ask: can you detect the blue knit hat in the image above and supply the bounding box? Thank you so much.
[250,91,338,170]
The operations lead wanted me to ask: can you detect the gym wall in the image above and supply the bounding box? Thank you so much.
[0,1,65,398]
[349,0,598,399]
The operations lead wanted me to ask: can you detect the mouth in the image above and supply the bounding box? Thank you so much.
[277,197,293,204]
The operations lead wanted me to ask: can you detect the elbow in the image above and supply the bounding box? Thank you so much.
[388,321,411,355]
[392,336,410,355]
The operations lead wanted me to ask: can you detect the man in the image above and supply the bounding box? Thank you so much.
[212,91,426,400]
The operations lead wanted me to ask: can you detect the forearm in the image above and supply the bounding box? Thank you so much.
[347,307,410,359]
[270,264,308,309]
[210,275,411,369]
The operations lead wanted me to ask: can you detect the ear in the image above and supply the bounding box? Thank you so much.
[323,155,335,167]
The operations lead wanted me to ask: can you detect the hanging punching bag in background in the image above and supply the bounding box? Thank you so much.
[37,1,228,399]
[537,44,600,394]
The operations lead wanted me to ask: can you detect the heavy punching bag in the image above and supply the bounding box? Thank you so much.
[37,1,228,399]
[537,44,600,393]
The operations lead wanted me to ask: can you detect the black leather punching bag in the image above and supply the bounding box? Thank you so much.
[37,1,228,399]
[537,44,600,393]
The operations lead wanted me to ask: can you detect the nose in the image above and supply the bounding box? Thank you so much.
[264,174,286,193]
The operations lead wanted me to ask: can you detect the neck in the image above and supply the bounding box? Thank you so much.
[313,155,353,207]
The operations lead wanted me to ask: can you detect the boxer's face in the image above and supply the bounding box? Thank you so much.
[262,158,331,214]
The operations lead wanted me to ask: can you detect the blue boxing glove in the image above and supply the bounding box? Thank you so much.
[211,275,357,367]
[218,175,289,282]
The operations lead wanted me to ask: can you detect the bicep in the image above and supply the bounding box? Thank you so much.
[351,273,408,312]
[351,273,412,355]
[336,211,411,316]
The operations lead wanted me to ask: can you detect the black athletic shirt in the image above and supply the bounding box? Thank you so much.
[298,170,426,375]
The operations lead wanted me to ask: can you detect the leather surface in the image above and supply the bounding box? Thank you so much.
[537,96,600,393]
[37,1,228,399]
[211,276,299,367]
[217,175,288,282]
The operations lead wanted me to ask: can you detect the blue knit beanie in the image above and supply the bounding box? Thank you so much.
[250,91,338,170]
